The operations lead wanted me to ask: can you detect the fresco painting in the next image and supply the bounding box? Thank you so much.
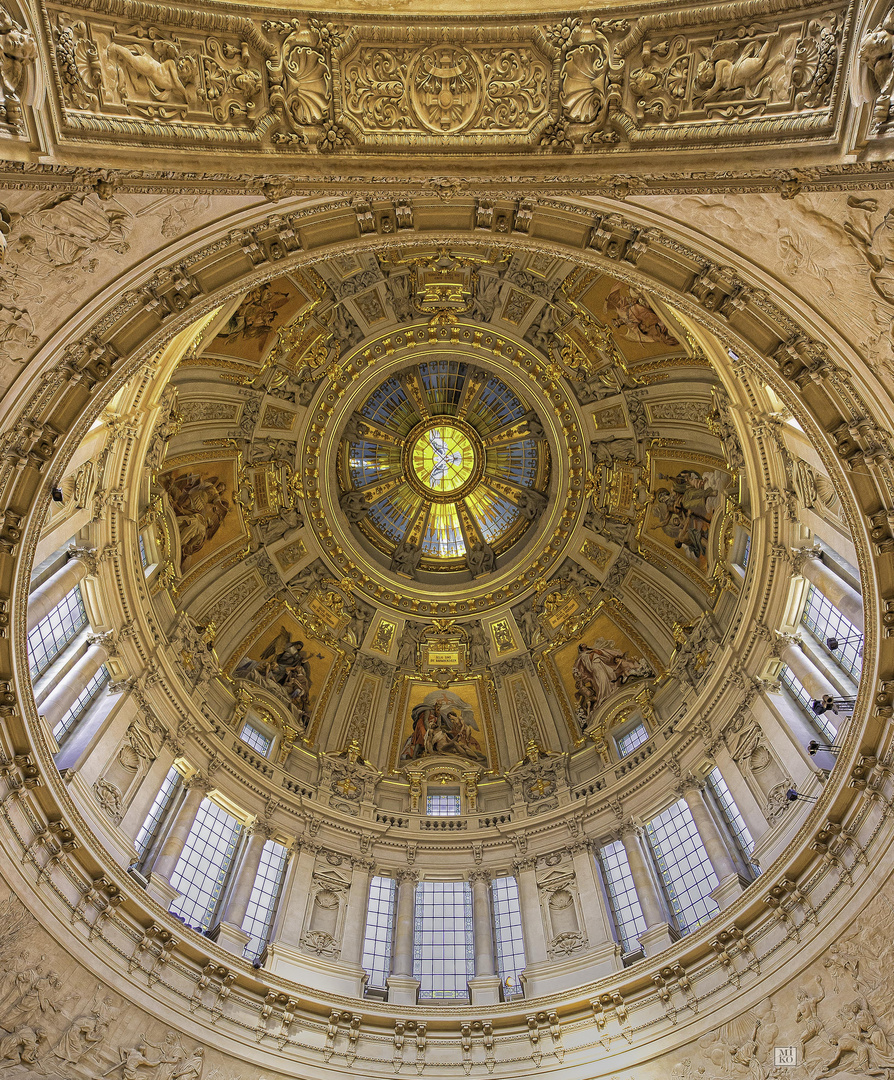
[646,458,732,572]
[158,458,242,574]
[398,686,488,767]
[232,614,335,732]
[210,277,308,364]
[552,612,654,734]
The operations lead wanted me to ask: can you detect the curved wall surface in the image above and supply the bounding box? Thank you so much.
[1,2,894,1079]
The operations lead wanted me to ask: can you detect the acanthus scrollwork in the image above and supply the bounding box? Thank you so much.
[340,40,551,138]
[42,1,849,152]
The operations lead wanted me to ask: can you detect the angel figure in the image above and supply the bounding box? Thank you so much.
[695,37,781,101]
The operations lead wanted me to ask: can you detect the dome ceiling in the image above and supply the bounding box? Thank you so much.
[143,238,747,768]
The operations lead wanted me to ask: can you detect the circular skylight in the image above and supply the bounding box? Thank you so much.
[338,360,550,574]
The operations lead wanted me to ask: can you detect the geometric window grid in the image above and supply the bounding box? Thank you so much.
[169,800,243,931]
[52,665,108,743]
[413,881,474,999]
[598,840,647,955]
[491,876,526,998]
[706,767,757,865]
[240,722,272,758]
[135,765,182,859]
[426,794,461,816]
[646,800,719,935]
[740,533,751,568]
[138,532,149,569]
[616,723,649,758]
[28,585,87,678]
[241,840,288,962]
[361,876,397,989]
[801,583,863,679]
[780,665,838,741]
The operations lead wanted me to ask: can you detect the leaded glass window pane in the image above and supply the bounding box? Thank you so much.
[28,585,87,678]
[646,800,719,935]
[169,800,242,931]
[801,582,863,678]
[781,665,837,741]
[242,840,288,962]
[492,876,525,998]
[599,841,647,954]
[361,876,397,989]
[52,665,108,743]
[617,723,648,758]
[414,881,474,999]
[135,766,181,859]
[240,722,272,757]
[706,767,756,864]
[426,794,461,816]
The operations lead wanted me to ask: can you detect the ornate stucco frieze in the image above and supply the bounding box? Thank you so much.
[42,0,853,158]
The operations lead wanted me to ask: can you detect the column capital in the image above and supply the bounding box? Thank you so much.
[617,820,642,841]
[675,774,705,798]
[68,545,99,575]
[791,545,821,574]
[86,629,117,656]
[512,856,537,874]
[395,868,418,885]
[568,839,595,856]
[772,631,800,658]
[249,819,274,840]
[350,855,376,873]
[186,773,212,794]
[468,868,492,885]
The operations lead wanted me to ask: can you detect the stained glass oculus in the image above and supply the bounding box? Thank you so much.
[410,423,479,497]
[339,361,550,572]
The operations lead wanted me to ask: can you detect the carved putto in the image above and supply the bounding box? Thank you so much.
[0,6,37,134]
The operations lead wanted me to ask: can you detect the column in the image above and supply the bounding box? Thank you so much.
[27,549,94,628]
[679,779,744,910]
[339,857,375,969]
[387,870,420,1005]
[267,842,317,949]
[569,841,622,972]
[42,639,109,734]
[800,636,853,697]
[617,822,676,955]
[213,822,270,954]
[512,857,548,966]
[711,740,768,844]
[120,743,176,839]
[468,870,501,1005]
[798,551,863,628]
[147,775,208,906]
[777,637,834,701]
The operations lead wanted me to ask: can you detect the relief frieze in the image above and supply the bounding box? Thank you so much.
[41,0,852,155]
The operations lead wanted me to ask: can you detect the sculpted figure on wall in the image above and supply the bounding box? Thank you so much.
[105,35,199,117]
[0,6,37,133]
[695,36,782,103]
[860,6,894,130]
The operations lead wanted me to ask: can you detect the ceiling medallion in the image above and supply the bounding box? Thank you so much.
[306,323,584,616]
[405,419,483,501]
[339,361,549,575]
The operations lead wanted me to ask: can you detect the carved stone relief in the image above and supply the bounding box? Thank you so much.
[43,1,850,155]
[0,6,37,135]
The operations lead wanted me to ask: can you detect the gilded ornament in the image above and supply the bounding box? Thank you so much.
[562,40,624,128]
[410,46,481,134]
